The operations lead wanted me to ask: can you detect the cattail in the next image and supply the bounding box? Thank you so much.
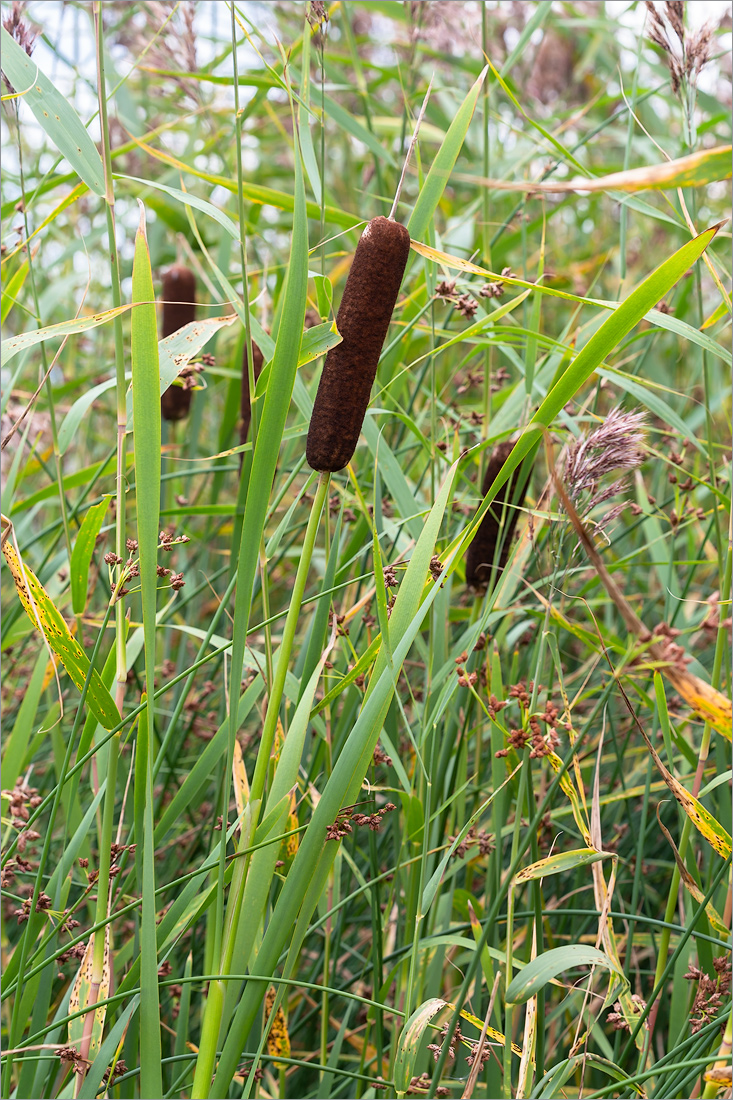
[161,265,196,422]
[306,216,411,472]
[465,441,530,594]
[239,339,264,449]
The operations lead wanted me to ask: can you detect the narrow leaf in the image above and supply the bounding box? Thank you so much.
[0,28,105,194]
[130,202,163,1099]
[505,945,625,1005]
[70,497,110,615]
[1,527,120,730]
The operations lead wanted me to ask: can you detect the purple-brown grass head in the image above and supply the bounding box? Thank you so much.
[306,216,411,472]
[161,265,196,422]
[465,440,530,594]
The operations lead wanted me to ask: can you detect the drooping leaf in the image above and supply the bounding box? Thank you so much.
[1,523,120,730]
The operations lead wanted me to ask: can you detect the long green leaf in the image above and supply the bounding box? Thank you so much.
[70,497,109,615]
[212,460,460,1093]
[119,174,240,239]
[407,66,487,241]
[227,145,308,744]
[130,201,163,1099]
[0,28,105,194]
[449,222,722,563]
[505,945,626,1005]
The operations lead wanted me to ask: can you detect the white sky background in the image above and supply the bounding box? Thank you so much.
[1,1,730,264]
[8,0,732,140]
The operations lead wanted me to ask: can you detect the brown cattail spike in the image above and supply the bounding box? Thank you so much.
[306,216,411,472]
[161,265,197,422]
[465,441,530,594]
[240,340,264,449]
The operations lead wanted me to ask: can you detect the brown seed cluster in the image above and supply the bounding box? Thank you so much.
[326,801,396,841]
[465,440,530,593]
[645,1,713,95]
[685,959,732,1033]
[307,217,411,472]
[161,265,197,422]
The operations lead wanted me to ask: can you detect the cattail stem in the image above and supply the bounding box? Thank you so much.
[250,470,330,802]
[191,471,330,1100]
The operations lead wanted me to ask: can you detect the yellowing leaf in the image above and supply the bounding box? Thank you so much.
[232,738,250,829]
[264,986,291,1069]
[1,520,120,730]
[286,788,299,859]
[68,928,111,1068]
[514,847,610,884]
[455,1005,524,1058]
[466,145,732,194]
[270,716,285,768]
[657,807,730,933]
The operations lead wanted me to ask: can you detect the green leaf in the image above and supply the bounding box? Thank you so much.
[227,139,309,738]
[447,222,722,565]
[70,497,110,615]
[130,202,163,1100]
[505,945,625,1005]
[0,28,105,195]
[321,93,397,167]
[118,174,240,239]
[212,461,460,1093]
[393,998,447,1093]
[298,320,341,365]
[534,1054,648,1099]
[407,66,487,241]
[513,847,611,884]
[1,255,30,324]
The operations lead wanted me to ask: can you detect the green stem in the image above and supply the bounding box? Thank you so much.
[649,543,731,1035]
[250,471,330,801]
[191,471,329,1099]
[94,2,128,704]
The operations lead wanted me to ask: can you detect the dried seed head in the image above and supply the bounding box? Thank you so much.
[561,407,646,510]
[2,2,38,58]
[465,441,531,594]
[161,265,197,421]
[307,217,411,472]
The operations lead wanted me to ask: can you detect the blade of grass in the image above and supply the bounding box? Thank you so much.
[130,200,163,1099]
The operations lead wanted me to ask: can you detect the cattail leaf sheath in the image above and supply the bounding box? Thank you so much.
[465,441,530,593]
[306,216,411,472]
[161,265,196,422]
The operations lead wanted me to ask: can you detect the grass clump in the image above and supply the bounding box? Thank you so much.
[1,2,730,1099]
